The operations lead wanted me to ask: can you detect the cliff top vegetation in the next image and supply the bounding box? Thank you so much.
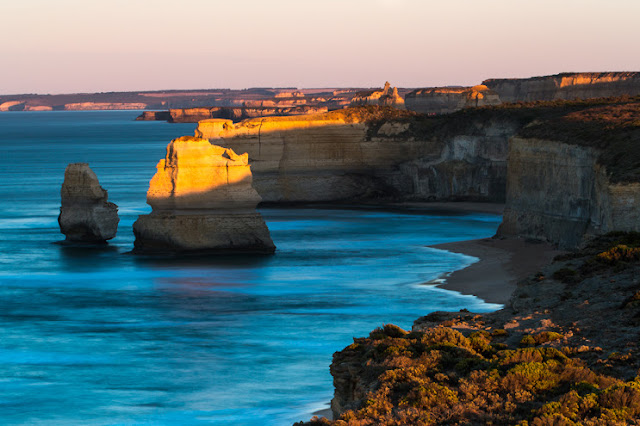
[298,233,640,425]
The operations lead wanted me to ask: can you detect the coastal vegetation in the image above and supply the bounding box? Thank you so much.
[299,233,640,425]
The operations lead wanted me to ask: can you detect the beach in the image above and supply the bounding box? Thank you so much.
[431,237,564,305]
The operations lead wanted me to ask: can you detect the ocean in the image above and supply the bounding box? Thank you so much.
[0,111,502,425]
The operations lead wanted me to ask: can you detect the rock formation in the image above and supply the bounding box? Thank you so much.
[132,136,275,254]
[405,85,501,114]
[350,82,405,109]
[194,107,510,204]
[58,163,119,243]
[135,111,171,121]
[484,72,640,102]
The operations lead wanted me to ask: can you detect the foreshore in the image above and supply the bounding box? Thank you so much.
[431,237,564,305]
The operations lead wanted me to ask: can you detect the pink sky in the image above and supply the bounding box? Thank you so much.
[1,0,639,94]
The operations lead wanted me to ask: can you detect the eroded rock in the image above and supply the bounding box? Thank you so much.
[58,163,119,242]
[132,136,275,254]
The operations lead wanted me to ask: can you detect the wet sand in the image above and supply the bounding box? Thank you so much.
[431,238,565,305]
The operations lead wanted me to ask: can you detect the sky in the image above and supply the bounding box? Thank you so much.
[1,0,639,94]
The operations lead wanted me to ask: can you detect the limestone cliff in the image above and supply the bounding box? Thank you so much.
[484,72,640,102]
[497,98,640,248]
[405,85,501,114]
[58,163,119,242]
[498,138,640,249]
[194,107,511,203]
[132,136,275,254]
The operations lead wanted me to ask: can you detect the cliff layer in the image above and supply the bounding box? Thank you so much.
[58,163,119,242]
[405,85,501,114]
[132,136,274,254]
[484,72,640,103]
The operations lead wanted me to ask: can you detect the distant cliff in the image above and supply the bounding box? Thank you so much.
[136,105,328,123]
[484,72,640,102]
[405,85,501,114]
[404,72,640,115]
[350,82,406,109]
[0,87,362,112]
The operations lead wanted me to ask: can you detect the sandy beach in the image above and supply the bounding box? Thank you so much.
[431,237,564,305]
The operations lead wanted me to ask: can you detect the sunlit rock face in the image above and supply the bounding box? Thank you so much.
[132,136,275,254]
[58,163,119,242]
[484,72,640,102]
[405,85,501,114]
[350,82,405,109]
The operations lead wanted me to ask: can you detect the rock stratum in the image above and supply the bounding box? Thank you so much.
[58,163,119,242]
[484,72,640,103]
[404,72,640,115]
[405,85,501,114]
[132,136,275,254]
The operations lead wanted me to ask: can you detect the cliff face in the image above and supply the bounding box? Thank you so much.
[498,137,640,248]
[405,85,501,114]
[193,108,513,203]
[398,118,513,202]
[484,72,640,102]
[132,136,274,254]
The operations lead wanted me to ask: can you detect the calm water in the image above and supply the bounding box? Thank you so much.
[0,111,502,425]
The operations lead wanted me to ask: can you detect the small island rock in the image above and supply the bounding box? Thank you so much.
[58,163,119,242]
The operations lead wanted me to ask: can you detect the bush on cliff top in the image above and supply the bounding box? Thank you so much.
[299,324,640,426]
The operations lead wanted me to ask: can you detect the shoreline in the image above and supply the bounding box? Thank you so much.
[430,237,564,305]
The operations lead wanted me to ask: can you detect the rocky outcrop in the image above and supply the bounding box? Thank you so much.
[194,107,512,203]
[136,111,171,121]
[132,136,275,254]
[484,72,640,102]
[498,137,640,249]
[350,82,405,109]
[58,163,119,243]
[0,101,25,111]
[405,85,501,114]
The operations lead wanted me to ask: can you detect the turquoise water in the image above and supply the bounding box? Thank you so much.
[0,111,502,425]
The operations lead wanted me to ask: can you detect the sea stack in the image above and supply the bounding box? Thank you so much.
[58,163,119,242]
[132,136,275,254]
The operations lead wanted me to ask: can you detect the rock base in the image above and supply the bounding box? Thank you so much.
[132,212,275,254]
